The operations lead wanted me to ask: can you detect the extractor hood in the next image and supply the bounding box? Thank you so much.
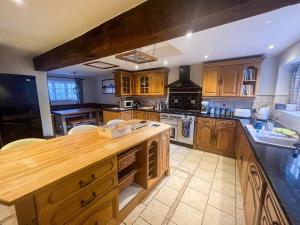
[167,65,201,92]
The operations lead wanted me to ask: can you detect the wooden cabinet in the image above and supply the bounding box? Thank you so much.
[219,65,242,96]
[202,57,263,97]
[158,131,170,176]
[114,71,133,97]
[195,118,236,157]
[136,74,150,95]
[202,67,220,96]
[149,73,166,96]
[133,110,145,120]
[145,112,160,121]
[103,110,132,124]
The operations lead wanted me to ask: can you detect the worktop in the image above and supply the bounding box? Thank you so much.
[0,120,171,206]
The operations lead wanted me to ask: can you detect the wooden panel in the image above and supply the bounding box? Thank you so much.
[133,111,145,120]
[64,188,118,225]
[260,206,272,225]
[159,131,170,176]
[240,137,251,192]
[248,157,266,199]
[38,174,118,225]
[195,122,215,150]
[263,186,289,225]
[145,112,160,122]
[219,65,242,96]
[103,111,121,124]
[214,124,236,157]
[120,111,133,121]
[197,117,215,125]
[114,71,133,97]
[202,67,220,96]
[150,73,165,96]
[15,197,36,225]
[216,119,236,127]
[35,157,117,216]
[33,0,296,71]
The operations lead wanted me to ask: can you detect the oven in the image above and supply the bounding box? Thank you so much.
[160,114,178,141]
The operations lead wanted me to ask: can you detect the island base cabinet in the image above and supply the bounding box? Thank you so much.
[158,131,170,176]
[65,188,118,225]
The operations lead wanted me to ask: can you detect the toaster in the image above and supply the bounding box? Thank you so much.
[234,108,252,118]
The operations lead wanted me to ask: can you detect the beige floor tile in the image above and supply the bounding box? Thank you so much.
[165,174,186,191]
[188,176,212,194]
[156,176,169,190]
[171,153,186,161]
[218,156,236,166]
[175,148,190,156]
[180,160,198,171]
[143,189,159,205]
[204,152,219,159]
[184,154,202,163]
[155,185,179,207]
[140,199,170,225]
[214,169,235,184]
[202,205,235,225]
[132,217,150,225]
[236,192,244,209]
[217,163,235,174]
[170,158,182,167]
[173,169,190,179]
[171,202,204,225]
[202,156,219,165]
[124,204,146,225]
[189,150,204,157]
[181,187,208,211]
[208,190,236,216]
[236,208,246,225]
[167,221,177,225]
[198,161,217,172]
[212,179,235,198]
[193,168,215,182]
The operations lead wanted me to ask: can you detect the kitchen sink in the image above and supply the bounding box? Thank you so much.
[245,124,298,149]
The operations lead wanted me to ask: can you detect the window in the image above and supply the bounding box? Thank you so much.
[48,80,79,101]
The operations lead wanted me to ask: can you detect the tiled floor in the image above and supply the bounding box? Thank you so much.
[122,144,246,225]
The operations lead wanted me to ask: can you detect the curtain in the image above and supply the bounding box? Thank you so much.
[290,64,300,110]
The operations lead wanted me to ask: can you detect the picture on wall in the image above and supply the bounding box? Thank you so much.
[102,79,115,94]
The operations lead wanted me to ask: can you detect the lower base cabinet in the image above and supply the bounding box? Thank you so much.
[103,111,132,124]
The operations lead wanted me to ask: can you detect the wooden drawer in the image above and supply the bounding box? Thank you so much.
[38,174,118,225]
[197,117,215,125]
[35,157,117,216]
[216,119,236,127]
[64,188,118,225]
[248,157,266,199]
[263,186,289,225]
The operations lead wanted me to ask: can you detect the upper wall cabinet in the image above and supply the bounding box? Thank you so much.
[115,69,169,97]
[202,56,264,97]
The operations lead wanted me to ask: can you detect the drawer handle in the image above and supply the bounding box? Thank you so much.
[81,192,97,208]
[272,222,279,225]
[79,174,96,188]
[250,166,257,176]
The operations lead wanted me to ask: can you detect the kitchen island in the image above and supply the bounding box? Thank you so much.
[0,120,171,225]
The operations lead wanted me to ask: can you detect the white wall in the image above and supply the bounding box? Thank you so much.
[0,46,53,136]
[82,78,97,103]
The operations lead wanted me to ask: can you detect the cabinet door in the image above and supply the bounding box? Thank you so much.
[150,73,165,95]
[159,131,170,176]
[260,206,272,225]
[133,111,145,120]
[120,111,132,121]
[121,74,133,95]
[137,75,150,95]
[195,121,215,150]
[103,111,121,124]
[240,138,251,192]
[219,65,242,96]
[145,112,160,122]
[203,67,220,96]
[214,125,236,157]
[244,174,261,225]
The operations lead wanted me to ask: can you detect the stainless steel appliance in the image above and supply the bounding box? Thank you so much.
[122,100,133,108]
[160,112,195,145]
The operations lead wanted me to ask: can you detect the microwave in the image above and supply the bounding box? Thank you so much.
[122,100,134,108]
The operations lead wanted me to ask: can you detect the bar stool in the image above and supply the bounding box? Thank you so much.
[1,138,45,151]
[68,124,98,135]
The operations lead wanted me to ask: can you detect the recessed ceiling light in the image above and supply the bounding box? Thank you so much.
[204,55,209,59]
[135,65,139,70]
[268,44,275,49]
[185,32,193,38]
[265,20,272,24]
[164,61,168,65]
[11,0,24,5]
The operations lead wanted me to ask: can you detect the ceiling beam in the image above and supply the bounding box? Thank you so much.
[33,0,300,71]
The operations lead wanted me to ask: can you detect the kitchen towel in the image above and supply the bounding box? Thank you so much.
[182,119,191,138]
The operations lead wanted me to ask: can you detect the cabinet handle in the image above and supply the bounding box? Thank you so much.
[250,166,257,176]
[79,174,96,188]
[80,192,97,208]
[272,222,279,225]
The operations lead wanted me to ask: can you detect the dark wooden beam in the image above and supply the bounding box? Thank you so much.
[33,0,300,71]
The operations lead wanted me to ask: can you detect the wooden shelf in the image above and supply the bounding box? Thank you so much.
[119,183,143,210]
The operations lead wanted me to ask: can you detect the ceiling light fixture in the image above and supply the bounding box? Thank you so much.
[265,20,272,24]
[268,44,275,49]
[135,65,139,70]
[185,32,193,38]
[164,61,168,65]
[12,0,24,6]
[204,55,209,59]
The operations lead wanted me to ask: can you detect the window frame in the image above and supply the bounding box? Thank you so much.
[47,80,79,102]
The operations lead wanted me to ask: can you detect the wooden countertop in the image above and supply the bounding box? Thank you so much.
[0,120,171,206]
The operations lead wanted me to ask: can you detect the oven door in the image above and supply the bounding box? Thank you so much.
[178,119,195,145]
[160,119,178,141]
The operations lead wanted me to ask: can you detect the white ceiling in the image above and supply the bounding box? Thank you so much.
[49,3,300,77]
[0,0,145,56]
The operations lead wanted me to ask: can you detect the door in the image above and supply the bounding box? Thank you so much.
[133,111,145,120]
[145,112,160,121]
[202,67,220,96]
[214,125,236,157]
[159,131,170,176]
[195,122,215,150]
[150,73,165,95]
[219,65,242,96]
